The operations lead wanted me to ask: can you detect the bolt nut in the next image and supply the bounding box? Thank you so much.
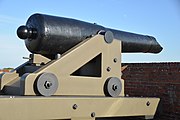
[44,81,52,89]
[112,84,118,91]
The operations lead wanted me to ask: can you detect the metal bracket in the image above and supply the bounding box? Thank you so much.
[0,34,123,96]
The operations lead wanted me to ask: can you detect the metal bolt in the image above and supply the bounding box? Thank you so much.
[44,81,52,89]
[112,84,118,91]
[107,67,111,72]
[73,104,78,110]
[113,58,117,63]
[23,57,31,60]
[125,94,129,97]
[146,101,150,106]
[91,112,95,118]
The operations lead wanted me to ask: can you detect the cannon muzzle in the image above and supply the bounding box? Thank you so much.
[17,13,163,56]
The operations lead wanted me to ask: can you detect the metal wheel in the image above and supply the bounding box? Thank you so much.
[104,77,122,97]
[35,72,59,96]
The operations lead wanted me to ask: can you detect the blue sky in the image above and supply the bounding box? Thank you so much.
[0,0,179,68]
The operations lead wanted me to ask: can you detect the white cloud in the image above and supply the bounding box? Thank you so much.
[0,15,24,25]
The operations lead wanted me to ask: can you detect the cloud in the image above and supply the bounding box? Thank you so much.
[0,15,24,25]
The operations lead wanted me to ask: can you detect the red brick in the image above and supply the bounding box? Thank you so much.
[122,62,180,120]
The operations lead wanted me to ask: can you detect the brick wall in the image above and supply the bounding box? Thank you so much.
[122,62,180,120]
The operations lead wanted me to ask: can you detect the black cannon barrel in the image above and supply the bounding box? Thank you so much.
[17,13,163,56]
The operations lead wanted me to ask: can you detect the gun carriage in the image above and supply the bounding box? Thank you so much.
[0,13,162,120]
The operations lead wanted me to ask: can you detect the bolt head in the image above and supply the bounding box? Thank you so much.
[91,112,95,117]
[146,101,150,106]
[107,67,111,72]
[113,58,117,63]
[73,104,78,110]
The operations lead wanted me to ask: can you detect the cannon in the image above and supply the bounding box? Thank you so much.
[17,13,162,58]
[0,13,162,120]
